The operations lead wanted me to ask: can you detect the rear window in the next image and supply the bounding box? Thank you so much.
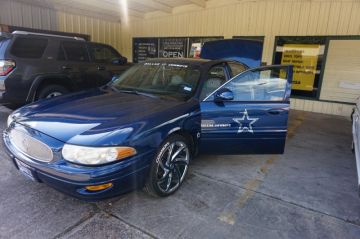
[10,37,47,58]
[228,62,247,77]
[60,41,89,62]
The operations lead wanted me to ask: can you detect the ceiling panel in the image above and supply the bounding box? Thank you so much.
[14,0,209,20]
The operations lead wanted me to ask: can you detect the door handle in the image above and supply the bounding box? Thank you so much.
[97,66,106,71]
[268,109,284,115]
[62,65,72,70]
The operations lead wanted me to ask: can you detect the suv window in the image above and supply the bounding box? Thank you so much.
[90,44,120,63]
[60,41,89,62]
[10,37,47,58]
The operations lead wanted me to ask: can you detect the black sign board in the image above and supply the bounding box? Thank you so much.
[159,37,188,58]
[133,36,226,62]
[133,38,159,63]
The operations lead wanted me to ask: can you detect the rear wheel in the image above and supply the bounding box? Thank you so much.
[144,135,191,197]
[36,85,69,101]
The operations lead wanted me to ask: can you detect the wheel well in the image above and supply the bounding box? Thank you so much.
[169,130,197,156]
[36,78,72,93]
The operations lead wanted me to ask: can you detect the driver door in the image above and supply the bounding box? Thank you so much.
[200,65,293,154]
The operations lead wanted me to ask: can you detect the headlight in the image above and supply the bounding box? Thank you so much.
[62,144,137,165]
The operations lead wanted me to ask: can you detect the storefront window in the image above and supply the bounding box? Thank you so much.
[188,37,223,58]
[273,36,326,98]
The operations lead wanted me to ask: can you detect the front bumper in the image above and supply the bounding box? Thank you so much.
[3,125,154,201]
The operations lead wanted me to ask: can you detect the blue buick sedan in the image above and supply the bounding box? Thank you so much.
[3,58,292,200]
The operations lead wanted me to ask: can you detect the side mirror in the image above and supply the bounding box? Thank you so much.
[214,88,234,102]
[112,56,127,65]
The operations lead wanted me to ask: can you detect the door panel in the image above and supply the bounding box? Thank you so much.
[200,65,293,155]
[59,41,91,89]
[200,102,289,154]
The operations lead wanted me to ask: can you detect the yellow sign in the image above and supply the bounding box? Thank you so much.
[281,44,320,91]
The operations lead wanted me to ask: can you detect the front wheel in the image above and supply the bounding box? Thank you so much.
[145,135,191,197]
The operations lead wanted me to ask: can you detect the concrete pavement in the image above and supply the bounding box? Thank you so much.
[0,108,359,239]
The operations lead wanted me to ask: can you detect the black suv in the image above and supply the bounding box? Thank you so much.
[0,31,131,107]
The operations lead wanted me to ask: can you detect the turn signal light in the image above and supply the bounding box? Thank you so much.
[117,147,137,160]
[85,183,113,191]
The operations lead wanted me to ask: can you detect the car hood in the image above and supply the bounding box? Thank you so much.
[14,88,193,146]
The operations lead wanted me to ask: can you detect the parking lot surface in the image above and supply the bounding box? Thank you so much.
[0,107,359,239]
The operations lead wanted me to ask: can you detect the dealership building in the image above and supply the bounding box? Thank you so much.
[1,0,359,116]
[1,0,360,238]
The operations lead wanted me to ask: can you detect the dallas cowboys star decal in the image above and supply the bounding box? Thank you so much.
[233,109,259,133]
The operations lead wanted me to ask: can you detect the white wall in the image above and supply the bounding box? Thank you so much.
[0,0,123,53]
[1,0,359,116]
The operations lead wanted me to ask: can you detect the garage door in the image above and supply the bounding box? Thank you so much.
[320,40,360,103]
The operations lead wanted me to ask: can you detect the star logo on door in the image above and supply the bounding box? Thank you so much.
[233,109,259,134]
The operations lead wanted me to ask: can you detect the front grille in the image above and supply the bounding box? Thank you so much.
[8,129,53,162]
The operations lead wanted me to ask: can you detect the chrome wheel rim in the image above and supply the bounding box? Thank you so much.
[46,92,62,98]
[156,141,190,194]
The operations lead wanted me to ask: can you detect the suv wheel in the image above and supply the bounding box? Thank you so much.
[36,85,69,100]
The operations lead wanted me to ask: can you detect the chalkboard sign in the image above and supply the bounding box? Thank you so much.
[159,38,188,58]
[133,36,227,62]
[133,38,159,63]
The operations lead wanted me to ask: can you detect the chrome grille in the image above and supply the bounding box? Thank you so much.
[8,129,53,162]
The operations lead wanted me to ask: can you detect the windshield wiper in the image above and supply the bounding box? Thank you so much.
[114,87,159,99]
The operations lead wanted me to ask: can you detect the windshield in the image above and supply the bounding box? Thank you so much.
[110,62,201,101]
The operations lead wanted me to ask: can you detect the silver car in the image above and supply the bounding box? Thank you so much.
[352,97,360,195]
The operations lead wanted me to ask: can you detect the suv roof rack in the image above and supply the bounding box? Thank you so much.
[12,31,85,41]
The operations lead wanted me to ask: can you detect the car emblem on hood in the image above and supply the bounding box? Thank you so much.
[233,109,259,134]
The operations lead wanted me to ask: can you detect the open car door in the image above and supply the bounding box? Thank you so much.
[200,65,293,154]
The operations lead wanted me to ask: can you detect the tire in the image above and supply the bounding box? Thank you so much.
[144,134,191,197]
[36,85,69,101]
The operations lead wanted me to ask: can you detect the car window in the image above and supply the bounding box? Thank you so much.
[10,37,47,58]
[111,63,201,101]
[206,67,288,102]
[200,64,227,100]
[90,44,120,63]
[61,41,89,62]
[228,62,247,77]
